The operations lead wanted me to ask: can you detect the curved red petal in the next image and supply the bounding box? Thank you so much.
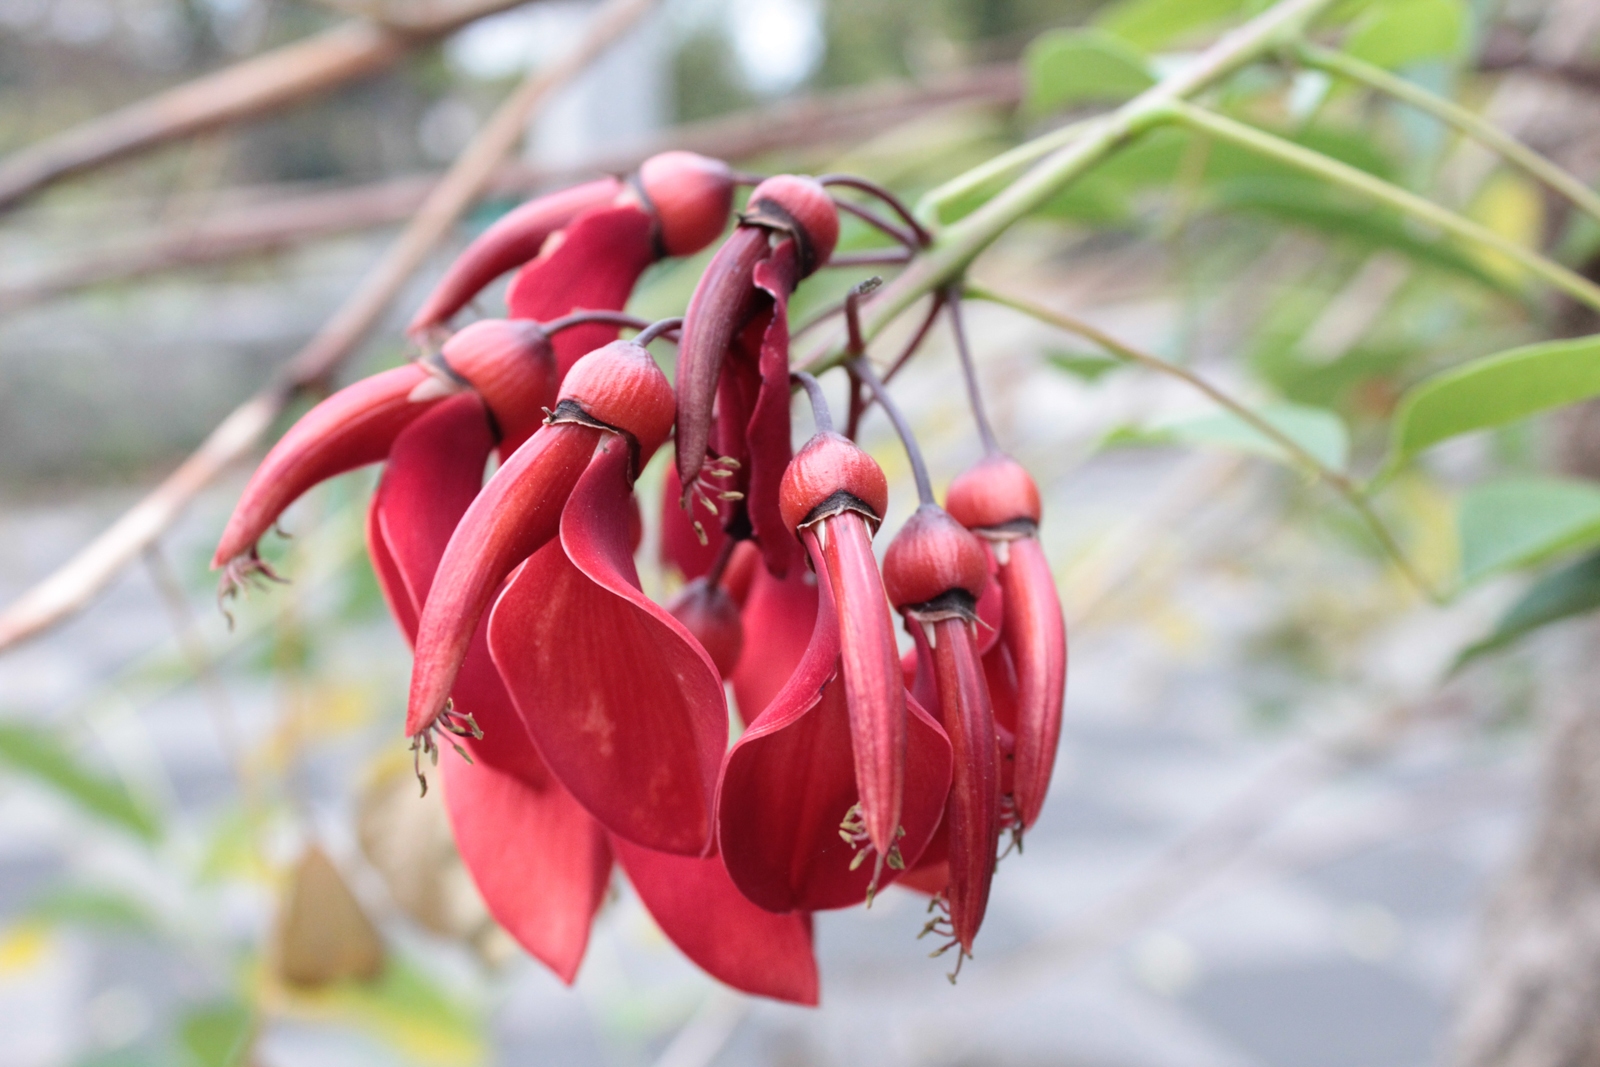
[1000,536,1067,829]
[214,364,435,566]
[674,226,769,495]
[409,177,622,335]
[717,552,950,911]
[818,512,906,855]
[489,440,728,855]
[912,617,1001,956]
[405,423,600,736]
[506,203,658,379]
[745,239,801,577]
[611,837,818,1005]
[440,744,612,985]
[730,566,817,723]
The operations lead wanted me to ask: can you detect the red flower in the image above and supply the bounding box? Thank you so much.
[947,455,1067,832]
[674,175,840,576]
[883,503,1000,966]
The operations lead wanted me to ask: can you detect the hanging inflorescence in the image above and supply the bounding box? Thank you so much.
[211,151,1068,1005]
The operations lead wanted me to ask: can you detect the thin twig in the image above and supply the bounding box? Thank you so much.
[832,197,922,251]
[0,0,656,654]
[0,0,532,213]
[0,64,1021,313]
[965,283,1445,603]
[942,286,1000,455]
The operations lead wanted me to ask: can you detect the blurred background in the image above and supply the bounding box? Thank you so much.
[3,0,1600,1063]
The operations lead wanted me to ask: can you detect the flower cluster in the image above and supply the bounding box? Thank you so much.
[214,153,1066,1003]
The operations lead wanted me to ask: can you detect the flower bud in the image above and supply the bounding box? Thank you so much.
[883,504,989,610]
[636,152,735,257]
[778,433,889,534]
[945,455,1042,531]
[745,175,839,275]
[667,578,744,677]
[557,340,676,461]
[440,319,556,445]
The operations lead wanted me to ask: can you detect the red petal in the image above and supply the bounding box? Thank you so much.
[214,364,436,566]
[489,440,728,855]
[999,536,1067,829]
[744,240,801,577]
[818,512,906,855]
[440,744,612,985]
[717,546,951,911]
[674,226,769,495]
[730,566,817,723]
[506,203,658,378]
[409,177,622,335]
[405,423,600,736]
[611,836,818,1005]
[912,617,1001,956]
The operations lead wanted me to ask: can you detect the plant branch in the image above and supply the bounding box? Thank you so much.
[804,0,1344,377]
[1294,41,1600,227]
[0,0,532,213]
[966,283,1445,603]
[0,0,656,654]
[0,63,1020,313]
[1161,100,1600,313]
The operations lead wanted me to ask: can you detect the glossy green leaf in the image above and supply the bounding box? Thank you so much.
[1095,0,1247,49]
[1458,477,1600,584]
[1344,0,1468,69]
[1455,550,1600,669]
[1160,402,1350,469]
[1388,335,1600,465]
[1024,29,1154,115]
[180,1002,254,1067]
[0,725,160,842]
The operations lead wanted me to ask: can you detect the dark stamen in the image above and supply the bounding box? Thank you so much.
[944,287,1000,455]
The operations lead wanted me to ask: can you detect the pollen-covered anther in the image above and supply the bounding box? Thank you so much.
[838,803,907,904]
[215,551,288,627]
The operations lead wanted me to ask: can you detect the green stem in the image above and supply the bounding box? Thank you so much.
[916,118,1097,226]
[1161,100,1600,313]
[1294,41,1600,228]
[966,283,1447,604]
[801,0,1342,376]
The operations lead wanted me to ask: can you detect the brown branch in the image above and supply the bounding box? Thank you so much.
[0,63,1020,313]
[0,0,533,214]
[0,0,656,654]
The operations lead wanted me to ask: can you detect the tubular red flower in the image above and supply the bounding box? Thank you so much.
[717,524,952,912]
[675,175,839,577]
[947,456,1066,831]
[213,363,438,568]
[611,837,818,1005]
[489,441,728,856]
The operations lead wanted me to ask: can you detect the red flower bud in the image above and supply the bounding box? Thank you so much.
[634,151,735,257]
[409,177,622,335]
[945,454,1042,531]
[556,340,676,462]
[778,432,889,534]
[745,175,839,273]
[667,578,743,677]
[439,318,556,450]
[883,504,990,610]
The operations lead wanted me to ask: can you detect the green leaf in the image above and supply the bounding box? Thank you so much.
[180,1001,254,1067]
[27,886,160,935]
[1455,550,1600,668]
[1024,29,1154,115]
[0,725,160,842]
[1344,0,1468,69]
[1388,334,1600,465]
[1095,0,1248,49]
[1047,351,1124,381]
[1160,402,1350,469]
[1458,477,1600,584]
